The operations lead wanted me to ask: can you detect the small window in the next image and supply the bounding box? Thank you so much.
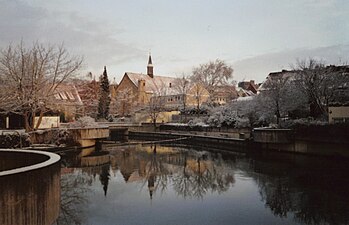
[60,92,67,100]
[66,91,75,100]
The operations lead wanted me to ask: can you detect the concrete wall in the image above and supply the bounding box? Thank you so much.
[34,116,60,129]
[129,131,249,152]
[0,150,61,225]
[253,128,293,143]
[253,128,349,157]
[329,106,349,123]
[81,153,110,167]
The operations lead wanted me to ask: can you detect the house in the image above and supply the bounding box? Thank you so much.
[211,85,238,105]
[0,83,83,129]
[238,80,259,94]
[51,83,84,122]
[259,67,349,122]
[74,79,100,118]
[258,70,296,93]
[115,55,210,116]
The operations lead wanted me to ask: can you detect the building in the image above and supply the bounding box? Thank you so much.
[115,55,210,116]
[0,83,83,129]
[50,83,84,122]
[238,80,259,94]
[211,85,238,105]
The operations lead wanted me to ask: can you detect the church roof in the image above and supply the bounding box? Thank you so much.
[125,72,181,95]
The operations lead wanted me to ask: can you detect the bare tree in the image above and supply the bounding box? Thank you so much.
[294,59,349,118]
[191,59,233,94]
[75,78,99,119]
[174,74,190,121]
[191,82,208,117]
[260,74,292,125]
[147,84,167,129]
[0,41,83,131]
[113,87,136,117]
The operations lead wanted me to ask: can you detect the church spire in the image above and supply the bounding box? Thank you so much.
[147,54,153,78]
[148,54,153,65]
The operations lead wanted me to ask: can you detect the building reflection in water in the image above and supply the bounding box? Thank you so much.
[58,144,349,225]
[111,144,236,200]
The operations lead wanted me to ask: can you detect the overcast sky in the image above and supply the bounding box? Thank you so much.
[0,0,348,82]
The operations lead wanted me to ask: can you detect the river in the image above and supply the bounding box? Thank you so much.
[57,143,349,225]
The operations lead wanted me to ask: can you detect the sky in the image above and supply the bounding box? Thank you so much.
[0,0,348,83]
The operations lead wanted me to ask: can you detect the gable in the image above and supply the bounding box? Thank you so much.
[116,73,138,93]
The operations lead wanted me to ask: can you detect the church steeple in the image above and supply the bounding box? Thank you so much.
[147,54,153,78]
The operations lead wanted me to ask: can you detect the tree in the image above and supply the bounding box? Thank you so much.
[0,41,82,131]
[113,87,135,117]
[294,59,349,119]
[259,74,297,125]
[191,82,208,116]
[190,59,233,94]
[147,91,166,129]
[174,74,190,121]
[97,66,111,119]
[74,77,100,119]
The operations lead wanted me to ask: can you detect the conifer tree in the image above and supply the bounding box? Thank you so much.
[97,66,111,119]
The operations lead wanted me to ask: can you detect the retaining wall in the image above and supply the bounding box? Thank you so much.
[0,149,61,225]
[129,131,249,152]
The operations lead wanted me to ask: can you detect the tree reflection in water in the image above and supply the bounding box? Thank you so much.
[56,171,92,225]
[114,144,236,200]
[245,152,349,225]
[58,145,349,225]
[99,164,110,196]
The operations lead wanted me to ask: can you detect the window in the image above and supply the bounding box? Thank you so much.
[66,91,75,100]
[60,92,67,100]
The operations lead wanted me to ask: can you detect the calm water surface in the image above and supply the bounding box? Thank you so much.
[59,144,349,225]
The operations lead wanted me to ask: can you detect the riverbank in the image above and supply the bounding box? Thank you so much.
[127,125,349,158]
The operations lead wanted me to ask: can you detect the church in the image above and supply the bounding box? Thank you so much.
[114,55,209,116]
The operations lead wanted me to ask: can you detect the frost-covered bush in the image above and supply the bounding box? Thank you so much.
[207,111,224,127]
[207,106,242,128]
[235,117,250,128]
[0,132,31,148]
[180,105,210,115]
[69,116,99,128]
[51,129,75,146]
[188,118,209,128]
[280,118,329,129]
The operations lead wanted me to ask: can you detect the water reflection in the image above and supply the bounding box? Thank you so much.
[112,144,236,199]
[246,152,349,225]
[59,144,349,225]
[56,170,91,225]
[99,164,111,196]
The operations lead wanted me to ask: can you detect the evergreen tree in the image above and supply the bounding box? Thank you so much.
[97,66,111,119]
